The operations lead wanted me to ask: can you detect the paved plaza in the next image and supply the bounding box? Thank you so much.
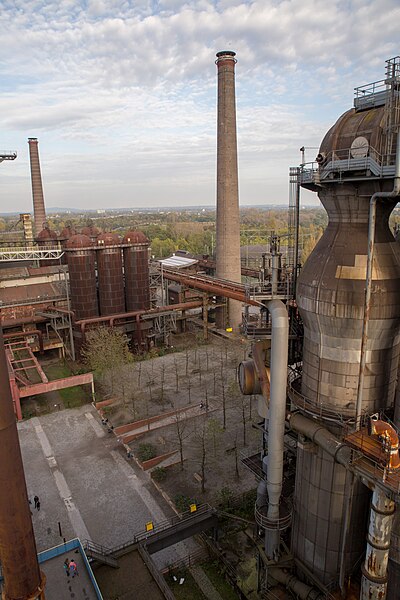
[18,405,193,579]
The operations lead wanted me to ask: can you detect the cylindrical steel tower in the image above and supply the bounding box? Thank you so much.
[215,50,242,331]
[97,232,125,316]
[123,230,150,311]
[28,138,46,239]
[0,329,45,599]
[66,234,99,320]
[293,102,400,585]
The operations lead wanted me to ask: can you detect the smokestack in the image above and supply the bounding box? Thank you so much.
[28,138,46,238]
[0,329,45,598]
[215,50,242,330]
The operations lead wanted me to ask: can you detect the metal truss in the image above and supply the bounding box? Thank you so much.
[0,247,64,262]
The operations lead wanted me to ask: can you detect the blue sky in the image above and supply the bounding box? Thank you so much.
[0,0,399,212]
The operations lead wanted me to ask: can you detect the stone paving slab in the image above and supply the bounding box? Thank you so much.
[18,405,198,575]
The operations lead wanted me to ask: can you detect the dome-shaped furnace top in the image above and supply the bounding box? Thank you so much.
[66,234,93,249]
[81,225,101,238]
[123,230,149,244]
[97,232,121,246]
[36,226,58,241]
[319,105,386,161]
[59,225,77,240]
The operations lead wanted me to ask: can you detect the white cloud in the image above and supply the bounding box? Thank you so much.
[0,0,399,210]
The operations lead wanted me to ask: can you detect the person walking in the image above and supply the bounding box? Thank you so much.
[63,558,70,578]
[33,495,39,509]
[69,559,78,578]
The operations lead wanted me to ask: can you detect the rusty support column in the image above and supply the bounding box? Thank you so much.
[361,488,395,599]
[202,296,208,341]
[0,329,45,599]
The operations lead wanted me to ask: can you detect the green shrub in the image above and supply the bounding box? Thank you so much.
[152,467,167,482]
[217,486,234,510]
[137,443,157,462]
[174,494,197,512]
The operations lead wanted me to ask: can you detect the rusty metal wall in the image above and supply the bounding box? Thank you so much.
[66,234,99,320]
[0,328,43,598]
[123,231,150,311]
[97,233,125,316]
[294,106,400,585]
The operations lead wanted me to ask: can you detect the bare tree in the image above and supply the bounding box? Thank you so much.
[221,380,227,430]
[185,349,189,376]
[174,358,179,393]
[172,405,191,470]
[207,418,223,458]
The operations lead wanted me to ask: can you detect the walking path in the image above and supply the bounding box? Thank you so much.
[191,565,225,600]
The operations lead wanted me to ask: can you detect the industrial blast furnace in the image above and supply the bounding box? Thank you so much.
[293,57,400,591]
[239,56,400,600]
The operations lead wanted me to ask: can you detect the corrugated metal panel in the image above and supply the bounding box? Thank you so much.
[0,282,65,306]
[159,256,198,268]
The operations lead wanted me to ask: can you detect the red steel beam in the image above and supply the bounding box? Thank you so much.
[18,372,94,398]
[161,269,263,307]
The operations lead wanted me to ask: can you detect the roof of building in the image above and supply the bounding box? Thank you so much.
[38,539,101,600]
[159,255,198,269]
[0,282,65,306]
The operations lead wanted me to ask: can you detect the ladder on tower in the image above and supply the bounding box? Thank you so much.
[383,56,400,164]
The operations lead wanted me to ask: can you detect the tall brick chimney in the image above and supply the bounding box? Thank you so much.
[28,138,46,238]
[215,50,242,330]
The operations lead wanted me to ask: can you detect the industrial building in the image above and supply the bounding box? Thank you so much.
[1,53,400,600]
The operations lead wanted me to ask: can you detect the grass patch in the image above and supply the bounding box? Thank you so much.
[201,562,239,600]
[59,386,87,407]
[42,362,72,379]
[166,571,206,600]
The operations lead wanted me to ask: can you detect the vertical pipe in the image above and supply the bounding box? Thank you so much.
[265,299,288,559]
[28,138,46,239]
[215,50,242,331]
[0,329,45,599]
[361,488,395,599]
[294,175,300,295]
[356,131,400,428]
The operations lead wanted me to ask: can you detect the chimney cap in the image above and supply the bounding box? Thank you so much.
[216,50,236,58]
[28,137,38,141]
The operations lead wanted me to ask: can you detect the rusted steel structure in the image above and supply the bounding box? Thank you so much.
[36,224,60,266]
[215,50,242,331]
[291,57,400,592]
[123,230,150,311]
[65,234,98,320]
[0,329,45,599]
[97,232,125,315]
[28,138,46,239]
[81,224,101,243]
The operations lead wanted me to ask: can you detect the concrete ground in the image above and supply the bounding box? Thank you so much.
[41,551,98,600]
[18,405,195,573]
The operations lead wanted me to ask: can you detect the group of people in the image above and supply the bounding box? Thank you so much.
[29,495,41,511]
[63,558,79,578]
[101,416,114,433]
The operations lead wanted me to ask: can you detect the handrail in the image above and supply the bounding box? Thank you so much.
[254,498,292,531]
[287,369,356,426]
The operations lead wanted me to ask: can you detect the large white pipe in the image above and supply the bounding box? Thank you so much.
[265,299,288,558]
